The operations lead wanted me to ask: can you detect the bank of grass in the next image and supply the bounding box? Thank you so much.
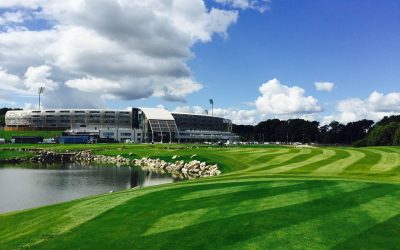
[1,144,400,249]
[0,150,33,160]
[0,130,62,141]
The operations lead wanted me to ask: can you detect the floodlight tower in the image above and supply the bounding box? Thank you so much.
[209,99,214,117]
[38,86,45,109]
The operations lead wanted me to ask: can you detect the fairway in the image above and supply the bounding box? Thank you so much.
[1,145,400,249]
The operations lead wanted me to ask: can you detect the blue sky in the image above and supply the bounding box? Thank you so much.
[0,0,399,124]
[190,0,400,106]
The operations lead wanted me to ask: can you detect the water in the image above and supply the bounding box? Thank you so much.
[0,163,174,214]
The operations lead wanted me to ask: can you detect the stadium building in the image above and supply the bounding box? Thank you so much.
[5,108,238,143]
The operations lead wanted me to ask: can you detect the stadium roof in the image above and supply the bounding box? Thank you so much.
[140,108,175,120]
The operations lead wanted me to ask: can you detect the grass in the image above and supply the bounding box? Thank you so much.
[0,130,62,140]
[0,150,33,160]
[1,144,400,249]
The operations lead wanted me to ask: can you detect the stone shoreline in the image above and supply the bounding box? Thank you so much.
[1,149,222,179]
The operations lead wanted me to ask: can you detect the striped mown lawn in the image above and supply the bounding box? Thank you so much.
[0,145,400,249]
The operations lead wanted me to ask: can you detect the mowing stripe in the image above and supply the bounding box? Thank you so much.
[232,190,400,250]
[247,149,291,164]
[178,181,303,201]
[255,149,323,173]
[143,181,368,236]
[311,149,365,176]
[225,149,302,176]
[341,149,382,174]
[263,149,336,174]
[367,149,400,172]
[285,149,349,174]
[0,190,144,249]
[245,149,310,172]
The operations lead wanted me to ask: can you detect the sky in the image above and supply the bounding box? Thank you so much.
[0,0,399,125]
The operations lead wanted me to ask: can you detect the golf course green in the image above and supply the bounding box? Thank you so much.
[1,144,399,249]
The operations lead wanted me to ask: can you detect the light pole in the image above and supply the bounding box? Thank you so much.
[209,99,214,117]
[38,87,45,109]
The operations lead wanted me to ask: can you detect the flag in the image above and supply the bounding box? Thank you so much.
[209,99,214,105]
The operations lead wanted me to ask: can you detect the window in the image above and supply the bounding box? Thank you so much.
[60,110,70,113]
[89,111,100,113]
[148,120,178,133]
[45,110,55,113]
[32,111,41,113]
[103,132,114,137]
[74,111,85,113]
[121,133,131,136]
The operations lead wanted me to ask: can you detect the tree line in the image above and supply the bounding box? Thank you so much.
[233,115,400,146]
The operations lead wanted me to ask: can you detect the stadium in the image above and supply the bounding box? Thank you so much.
[5,108,238,143]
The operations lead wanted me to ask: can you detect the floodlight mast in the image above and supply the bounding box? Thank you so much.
[38,87,45,110]
[209,99,214,117]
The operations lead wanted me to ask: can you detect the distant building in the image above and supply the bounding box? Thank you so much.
[5,107,238,143]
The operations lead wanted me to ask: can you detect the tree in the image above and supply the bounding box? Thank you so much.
[367,122,398,146]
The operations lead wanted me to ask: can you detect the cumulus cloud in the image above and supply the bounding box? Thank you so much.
[173,105,257,124]
[324,91,400,124]
[0,65,58,95]
[255,78,322,116]
[0,0,239,107]
[213,0,270,12]
[315,81,334,92]
[0,67,22,93]
[24,65,58,92]
[0,11,25,26]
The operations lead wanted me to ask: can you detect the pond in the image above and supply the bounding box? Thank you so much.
[0,163,175,214]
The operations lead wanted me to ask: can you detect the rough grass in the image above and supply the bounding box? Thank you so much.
[1,144,400,249]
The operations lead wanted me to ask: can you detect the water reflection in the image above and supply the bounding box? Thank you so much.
[0,163,174,213]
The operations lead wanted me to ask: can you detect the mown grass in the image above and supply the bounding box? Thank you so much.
[0,150,33,160]
[0,131,62,140]
[1,144,400,249]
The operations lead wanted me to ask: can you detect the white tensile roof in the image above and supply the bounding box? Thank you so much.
[140,108,175,120]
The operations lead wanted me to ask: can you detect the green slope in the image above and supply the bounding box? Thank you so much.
[1,145,400,249]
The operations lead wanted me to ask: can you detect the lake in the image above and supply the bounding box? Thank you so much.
[0,163,174,214]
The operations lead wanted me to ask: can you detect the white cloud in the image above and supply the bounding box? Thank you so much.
[315,81,334,92]
[368,91,400,112]
[0,67,21,93]
[0,11,25,26]
[324,91,400,124]
[173,105,257,124]
[24,65,58,92]
[0,0,239,107]
[65,78,120,93]
[213,0,270,12]
[255,78,322,115]
[0,65,57,107]
[173,105,208,115]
